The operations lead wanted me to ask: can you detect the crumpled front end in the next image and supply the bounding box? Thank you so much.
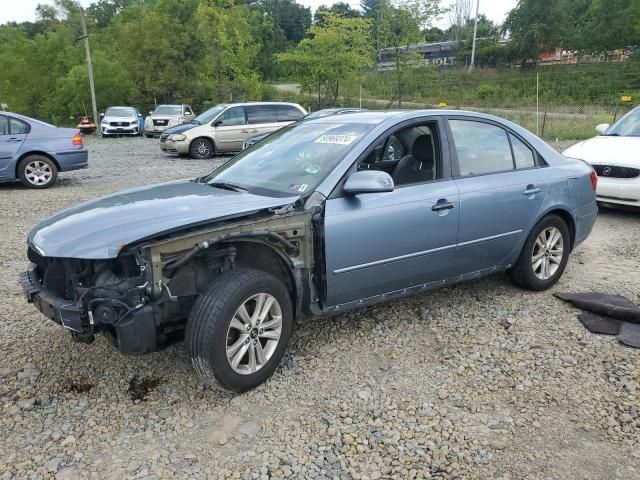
[20,247,168,355]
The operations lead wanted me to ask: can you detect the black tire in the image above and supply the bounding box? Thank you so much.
[509,214,571,291]
[17,155,58,189]
[189,137,215,159]
[186,268,293,393]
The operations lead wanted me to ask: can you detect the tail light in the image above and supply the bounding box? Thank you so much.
[589,170,598,191]
[72,133,83,147]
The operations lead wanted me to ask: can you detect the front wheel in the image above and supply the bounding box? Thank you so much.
[18,155,58,189]
[509,215,570,291]
[189,138,214,159]
[186,268,293,393]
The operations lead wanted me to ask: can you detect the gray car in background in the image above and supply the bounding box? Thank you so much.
[0,112,88,188]
[21,110,597,392]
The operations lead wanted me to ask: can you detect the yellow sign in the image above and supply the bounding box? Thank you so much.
[621,95,632,102]
[438,101,447,108]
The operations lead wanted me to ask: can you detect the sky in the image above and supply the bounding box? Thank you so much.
[0,0,517,28]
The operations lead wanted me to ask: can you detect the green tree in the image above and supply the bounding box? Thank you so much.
[259,0,312,44]
[376,0,443,105]
[277,14,374,105]
[315,2,362,26]
[578,0,640,52]
[196,0,262,102]
[503,0,566,65]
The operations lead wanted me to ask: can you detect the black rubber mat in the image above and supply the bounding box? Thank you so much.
[578,312,623,335]
[556,292,640,349]
[554,292,640,323]
[619,323,640,348]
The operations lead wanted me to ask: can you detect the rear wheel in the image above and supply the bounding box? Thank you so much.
[509,215,570,291]
[17,155,58,189]
[186,268,293,393]
[189,138,214,159]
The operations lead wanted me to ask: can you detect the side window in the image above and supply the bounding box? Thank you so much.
[275,105,304,122]
[184,106,193,115]
[246,105,277,124]
[9,118,30,135]
[449,120,514,176]
[0,116,8,135]
[358,123,440,187]
[218,107,246,126]
[510,133,536,169]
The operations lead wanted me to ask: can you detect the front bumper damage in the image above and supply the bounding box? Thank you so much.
[21,265,158,355]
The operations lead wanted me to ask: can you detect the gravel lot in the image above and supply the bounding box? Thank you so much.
[1,137,639,480]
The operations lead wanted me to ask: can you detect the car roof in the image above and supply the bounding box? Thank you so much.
[218,101,304,109]
[304,109,521,125]
[2,111,55,128]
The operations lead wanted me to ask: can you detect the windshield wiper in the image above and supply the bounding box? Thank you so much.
[208,181,248,193]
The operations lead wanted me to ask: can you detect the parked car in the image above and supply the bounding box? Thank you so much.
[100,106,144,137]
[159,102,306,158]
[241,108,366,150]
[21,110,597,392]
[563,105,640,209]
[0,112,88,189]
[144,104,195,137]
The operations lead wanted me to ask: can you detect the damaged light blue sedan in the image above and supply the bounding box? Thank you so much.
[21,110,598,392]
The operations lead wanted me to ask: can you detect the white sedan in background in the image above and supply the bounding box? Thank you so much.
[563,106,640,209]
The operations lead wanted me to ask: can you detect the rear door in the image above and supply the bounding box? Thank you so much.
[246,105,279,138]
[0,116,28,177]
[214,106,248,152]
[446,117,548,275]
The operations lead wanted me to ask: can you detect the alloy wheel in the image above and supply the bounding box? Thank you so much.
[225,293,283,375]
[531,226,564,280]
[25,160,53,186]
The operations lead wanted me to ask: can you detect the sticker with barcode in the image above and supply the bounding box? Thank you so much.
[315,135,356,145]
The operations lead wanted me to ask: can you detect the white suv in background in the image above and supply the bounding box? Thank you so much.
[159,102,307,158]
[144,104,195,137]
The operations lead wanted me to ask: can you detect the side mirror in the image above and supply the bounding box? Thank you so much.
[213,120,223,127]
[343,170,394,195]
[149,110,153,115]
[596,123,610,135]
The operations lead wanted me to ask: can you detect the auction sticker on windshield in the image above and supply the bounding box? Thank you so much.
[315,135,357,145]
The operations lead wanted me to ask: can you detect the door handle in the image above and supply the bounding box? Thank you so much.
[7,137,22,143]
[240,129,249,134]
[523,185,541,196]
[431,200,455,212]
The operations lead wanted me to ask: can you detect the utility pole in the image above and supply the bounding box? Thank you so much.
[468,0,480,73]
[80,8,98,126]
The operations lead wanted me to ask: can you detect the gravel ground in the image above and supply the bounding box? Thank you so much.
[1,137,639,480]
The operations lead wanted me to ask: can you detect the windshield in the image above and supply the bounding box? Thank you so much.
[153,105,182,116]
[203,122,374,197]
[106,107,136,117]
[193,105,226,125]
[605,108,640,137]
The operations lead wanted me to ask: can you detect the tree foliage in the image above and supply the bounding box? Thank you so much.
[277,14,374,104]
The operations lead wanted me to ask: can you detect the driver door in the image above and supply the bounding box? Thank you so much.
[323,118,460,308]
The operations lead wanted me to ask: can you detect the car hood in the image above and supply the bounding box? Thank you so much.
[163,123,198,135]
[563,136,640,167]
[28,180,298,259]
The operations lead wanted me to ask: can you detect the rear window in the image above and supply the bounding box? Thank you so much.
[10,118,30,134]
[246,105,277,124]
[275,105,304,122]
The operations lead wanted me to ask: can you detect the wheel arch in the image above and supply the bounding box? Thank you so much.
[535,207,576,252]
[229,240,298,316]
[189,136,216,152]
[15,151,60,178]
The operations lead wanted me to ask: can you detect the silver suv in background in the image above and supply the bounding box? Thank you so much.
[159,102,306,158]
[144,104,195,137]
